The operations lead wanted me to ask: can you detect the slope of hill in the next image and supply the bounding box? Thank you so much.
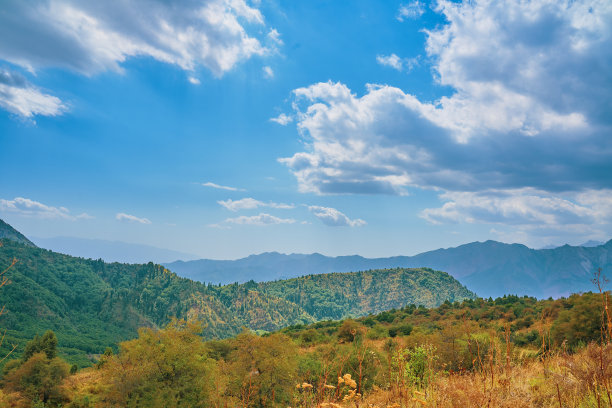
[0,219,36,247]
[166,240,612,298]
[0,232,472,366]
[258,267,475,321]
[32,236,199,264]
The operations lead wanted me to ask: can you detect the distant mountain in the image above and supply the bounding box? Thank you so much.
[32,236,199,264]
[0,219,36,247]
[166,240,612,299]
[580,240,605,247]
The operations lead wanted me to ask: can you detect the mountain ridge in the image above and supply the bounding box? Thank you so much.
[166,239,612,299]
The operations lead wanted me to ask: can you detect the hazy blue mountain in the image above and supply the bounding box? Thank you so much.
[0,219,37,247]
[165,240,612,299]
[32,236,199,264]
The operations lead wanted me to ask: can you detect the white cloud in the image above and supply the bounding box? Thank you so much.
[218,197,294,211]
[116,212,151,224]
[0,69,66,119]
[270,113,293,125]
[267,28,283,45]
[0,0,270,78]
[221,212,296,226]
[376,54,419,72]
[376,54,403,71]
[188,76,200,85]
[397,1,426,21]
[0,197,85,220]
[201,182,245,191]
[308,206,366,227]
[263,66,274,78]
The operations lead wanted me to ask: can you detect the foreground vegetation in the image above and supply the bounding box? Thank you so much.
[1,287,610,407]
[0,239,473,367]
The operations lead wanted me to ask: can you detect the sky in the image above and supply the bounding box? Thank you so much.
[1,0,611,259]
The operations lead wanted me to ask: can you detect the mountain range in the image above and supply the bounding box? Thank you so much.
[165,240,612,299]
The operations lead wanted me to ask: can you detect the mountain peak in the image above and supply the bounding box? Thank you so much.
[0,219,37,247]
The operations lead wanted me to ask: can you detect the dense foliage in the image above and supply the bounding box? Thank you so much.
[0,239,473,367]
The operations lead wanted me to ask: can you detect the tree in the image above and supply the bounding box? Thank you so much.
[100,319,216,407]
[3,352,69,405]
[22,330,58,361]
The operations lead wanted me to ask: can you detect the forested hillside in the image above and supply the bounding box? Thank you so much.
[257,268,474,320]
[0,236,473,367]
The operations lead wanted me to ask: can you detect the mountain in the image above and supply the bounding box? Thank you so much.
[32,236,199,264]
[580,240,605,247]
[0,220,472,366]
[0,219,36,247]
[166,240,612,299]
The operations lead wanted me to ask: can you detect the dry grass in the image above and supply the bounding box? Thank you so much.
[294,343,612,408]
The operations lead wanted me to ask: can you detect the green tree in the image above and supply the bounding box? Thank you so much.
[23,330,58,361]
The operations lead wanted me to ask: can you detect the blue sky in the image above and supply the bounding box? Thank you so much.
[1,0,611,259]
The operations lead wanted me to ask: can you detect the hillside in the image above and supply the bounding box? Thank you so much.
[0,219,36,247]
[257,268,475,321]
[0,232,472,366]
[166,240,612,298]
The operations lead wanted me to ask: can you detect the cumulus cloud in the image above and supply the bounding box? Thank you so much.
[116,212,151,224]
[218,212,296,226]
[0,197,89,220]
[280,0,611,196]
[0,0,269,78]
[308,206,366,227]
[397,1,426,21]
[218,197,294,211]
[0,68,66,118]
[201,182,245,191]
